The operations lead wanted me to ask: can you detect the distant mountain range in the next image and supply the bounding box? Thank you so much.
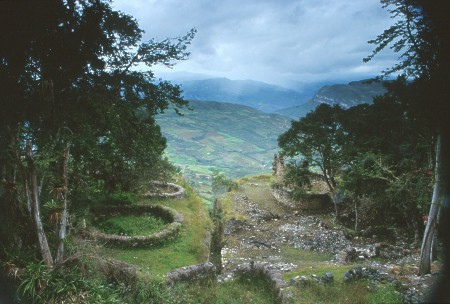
[176,77,387,118]
[275,80,387,119]
[178,77,315,113]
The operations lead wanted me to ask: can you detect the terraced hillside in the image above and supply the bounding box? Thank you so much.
[156,100,291,203]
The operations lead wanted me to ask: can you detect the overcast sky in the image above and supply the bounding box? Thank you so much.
[113,0,397,88]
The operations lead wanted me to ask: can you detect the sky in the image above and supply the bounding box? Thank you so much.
[112,0,398,89]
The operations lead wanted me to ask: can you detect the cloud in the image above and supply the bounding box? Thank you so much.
[112,0,397,87]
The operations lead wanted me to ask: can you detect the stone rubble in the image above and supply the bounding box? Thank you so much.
[217,181,440,304]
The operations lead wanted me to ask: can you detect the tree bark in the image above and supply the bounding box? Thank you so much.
[55,143,70,263]
[419,135,441,275]
[11,134,32,215]
[26,141,53,269]
[427,130,450,302]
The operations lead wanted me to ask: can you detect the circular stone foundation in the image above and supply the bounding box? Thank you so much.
[84,205,184,247]
[144,181,186,199]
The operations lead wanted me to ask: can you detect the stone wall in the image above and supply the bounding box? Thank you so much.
[234,261,290,303]
[166,262,217,285]
[84,205,184,247]
[271,187,332,212]
[144,181,186,199]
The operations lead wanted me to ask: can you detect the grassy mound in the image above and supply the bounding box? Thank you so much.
[94,214,167,236]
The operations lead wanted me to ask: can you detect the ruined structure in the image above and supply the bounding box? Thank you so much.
[272,153,285,178]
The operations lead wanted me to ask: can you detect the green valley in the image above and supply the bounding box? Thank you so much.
[157,100,291,203]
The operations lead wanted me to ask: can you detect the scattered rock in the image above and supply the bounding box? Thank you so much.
[218,179,440,303]
[322,272,334,283]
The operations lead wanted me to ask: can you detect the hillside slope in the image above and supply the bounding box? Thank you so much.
[156,100,290,202]
[276,80,387,119]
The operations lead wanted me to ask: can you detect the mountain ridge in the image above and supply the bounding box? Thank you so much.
[178,77,313,113]
[275,79,387,119]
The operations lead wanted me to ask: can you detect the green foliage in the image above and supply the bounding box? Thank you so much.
[282,161,312,199]
[278,78,434,235]
[288,281,402,304]
[166,276,278,304]
[121,279,174,304]
[18,261,122,304]
[364,0,439,79]
[103,192,138,206]
[278,104,346,192]
[212,171,238,195]
[116,275,279,304]
[367,284,403,304]
[0,0,194,254]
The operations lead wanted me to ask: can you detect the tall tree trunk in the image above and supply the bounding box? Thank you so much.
[330,189,344,220]
[26,141,53,269]
[419,135,442,275]
[427,131,450,302]
[55,143,70,263]
[11,134,32,215]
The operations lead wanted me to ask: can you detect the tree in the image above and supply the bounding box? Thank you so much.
[0,0,194,268]
[339,78,433,238]
[366,0,450,281]
[211,171,238,195]
[278,104,346,217]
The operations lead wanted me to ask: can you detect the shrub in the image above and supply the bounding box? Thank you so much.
[17,261,123,303]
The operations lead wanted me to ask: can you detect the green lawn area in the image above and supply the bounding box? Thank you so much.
[94,214,167,236]
[99,181,213,277]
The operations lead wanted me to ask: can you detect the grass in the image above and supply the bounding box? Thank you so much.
[100,180,213,276]
[280,247,402,303]
[289,281,373,304]
[283,260,358,283]
[287,280,402,304]
[167,276,278,304]
[94,214,167,236]
[366,284,403,304]
[217,191,239,222]
[281,246,334,264]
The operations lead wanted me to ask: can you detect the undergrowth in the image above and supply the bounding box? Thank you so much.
[17,261,123,304]
[167,276,278,304]
[287,280,402,304]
